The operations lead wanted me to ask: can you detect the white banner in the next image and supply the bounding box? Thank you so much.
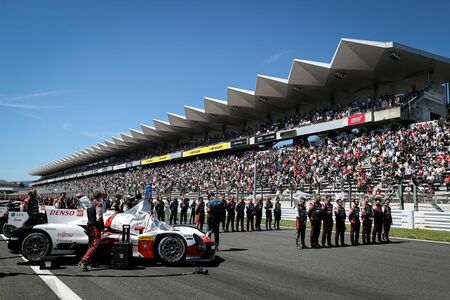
[8,212,29,228]
[39,205,55,213]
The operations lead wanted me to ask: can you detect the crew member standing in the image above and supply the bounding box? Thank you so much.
[221,196,227,231]
[206,194,225,251]
[265,197,273,230]
[383,199,392,243]
[334,198,347,247]
[180,197,189,224]
[361,196,373,245]
[348,199,361,246]
[155,198,165,221]
[308,196,323,248]
[195,197,205,231]
[254,198,263,231]
[273,197,282,230]
[226,197,236,232]
[79,191,104,272]
[372,197,383,244]
[235,197,245,232]
[169,197,179,225]
[55,192,67,209]
[189,199,196,224]
[295,197,308,249]
[246,198,255,231]
[321,195,334,247]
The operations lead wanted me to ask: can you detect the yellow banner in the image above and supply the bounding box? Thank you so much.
[141,154,171,165]
[183,142,230,157]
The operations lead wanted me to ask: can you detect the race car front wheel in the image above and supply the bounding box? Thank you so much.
[157,235,186,265]
[2,223,16,238]
[21,232,51,262]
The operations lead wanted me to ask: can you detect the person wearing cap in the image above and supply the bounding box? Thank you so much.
[382,199,392,242]
[321,195,334,247]
[348,199,361,246]
[334,198,347,247]
[78,191,104,272]
[295,197,308,249]
[273,197,282,230]
[372,197,383,244]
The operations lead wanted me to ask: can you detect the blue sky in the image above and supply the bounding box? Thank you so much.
[1,0,450,181]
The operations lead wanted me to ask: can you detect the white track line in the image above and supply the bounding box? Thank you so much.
[1,233,82,300]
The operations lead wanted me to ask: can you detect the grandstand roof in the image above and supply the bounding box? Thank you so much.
[29,38,450,176]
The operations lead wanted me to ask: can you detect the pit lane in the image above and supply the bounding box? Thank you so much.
[1,229,450,299]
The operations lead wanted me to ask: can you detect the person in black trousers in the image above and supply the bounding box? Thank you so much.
[169,198,179,225]
[273,197,282,230]
[189,199,196,224]
[235,198,245,231]
[265,197,273,230]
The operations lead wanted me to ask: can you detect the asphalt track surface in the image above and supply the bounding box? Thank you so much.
[1,228,450,300]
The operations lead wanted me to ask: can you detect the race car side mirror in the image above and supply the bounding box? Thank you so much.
[135,225,145,234]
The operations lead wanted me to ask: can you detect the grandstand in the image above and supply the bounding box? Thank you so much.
[28,38,450,210]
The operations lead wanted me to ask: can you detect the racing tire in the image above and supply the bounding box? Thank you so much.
[2,223,16,238]
[157,234,186,265]
[21,232,51,262]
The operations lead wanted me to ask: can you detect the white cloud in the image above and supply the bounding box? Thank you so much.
[62,123,70,130]
[1,90,68,102]
[265,51,289,64]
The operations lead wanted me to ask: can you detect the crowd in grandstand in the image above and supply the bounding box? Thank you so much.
[39,89,420,180]
[32,118,449,203]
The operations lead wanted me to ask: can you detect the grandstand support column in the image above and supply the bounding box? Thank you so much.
[400,179,405,210]
[413,182,418,212]
[348,179,352,203]
[253,152,257,200]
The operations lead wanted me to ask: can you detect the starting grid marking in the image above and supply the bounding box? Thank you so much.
[0,234,82,300]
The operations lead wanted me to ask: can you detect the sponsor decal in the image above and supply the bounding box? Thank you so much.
[280,129,297,139]
[183,142,230,157]
[230,138,248,148]
[141,154,171,165]
[348,113,366,125]
[76,210,84,217]
[255,133,276,143]
[50,210,76,216]
[57,232,74,238]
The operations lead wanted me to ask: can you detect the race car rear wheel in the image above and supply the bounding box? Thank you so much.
[2,223,16,238]
[21,232,51,262]
[157,235,186,265]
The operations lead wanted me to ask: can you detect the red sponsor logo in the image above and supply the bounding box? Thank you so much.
[49,210,75,216]
[76,210,84,217]
[57,231,74,238]
[348,113,366,125]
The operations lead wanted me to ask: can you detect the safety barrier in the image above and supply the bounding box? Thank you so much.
[415,211,450,231]
[279,203,450,231]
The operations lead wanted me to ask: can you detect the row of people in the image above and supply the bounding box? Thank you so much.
[297,195,392,249]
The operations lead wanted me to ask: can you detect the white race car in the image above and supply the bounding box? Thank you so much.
[8,200,215,265]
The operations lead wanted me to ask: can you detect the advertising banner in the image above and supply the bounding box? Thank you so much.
[170,152,183,159]
[113,163,127,170]
[347,113,366,126]
[230,138,248,148]
[279,129,297,139]
[132,160,141,167]
[39,205,56,213]
[182,142,230,157]
[126,162,133,168]
[7,212,28,228]
[255,133,276,143]
[141,154,171,165]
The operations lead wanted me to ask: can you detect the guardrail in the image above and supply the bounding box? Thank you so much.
[278,203,450,231]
